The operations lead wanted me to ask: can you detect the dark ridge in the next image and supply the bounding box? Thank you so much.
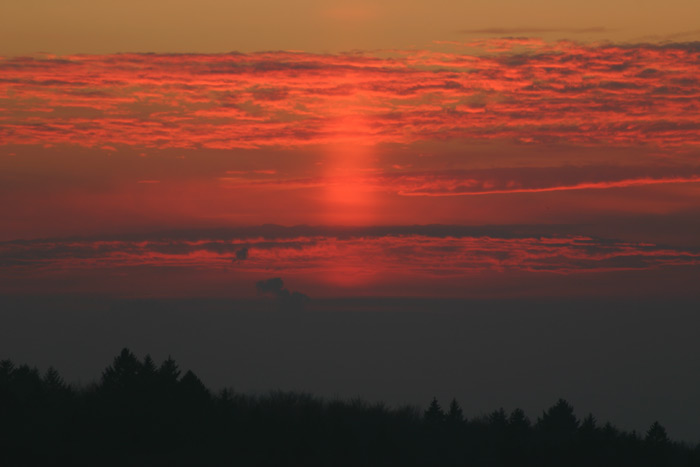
[1,349,698,466]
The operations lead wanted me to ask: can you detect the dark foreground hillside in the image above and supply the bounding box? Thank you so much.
[1,349,698,467]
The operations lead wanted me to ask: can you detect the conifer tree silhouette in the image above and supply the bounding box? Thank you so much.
[645,421,670,446]
[446,398,464,425]
[489,407,508,432]
[0,359,14,382]
[12,364,43,402]
[101,348,141,391]
[645,421,672,466]
[43,367,66,392]
[508,408,531,434]
[537,398,579,436]
[158,356,180,384]
[179,370,210,403]
[423,397,445,425]
[580,413,597,432]
[141,354,157,376]
[579,413,598,440]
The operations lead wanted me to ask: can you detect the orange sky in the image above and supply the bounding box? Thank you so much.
[1,23,700,298]
[3,0,700,54]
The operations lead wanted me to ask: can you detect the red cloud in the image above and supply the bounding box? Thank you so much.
[1,230,699,297]
[216,164,700,196]
[2,230,698,273]
[1,42,699,151]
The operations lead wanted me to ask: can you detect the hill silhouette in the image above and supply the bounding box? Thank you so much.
[1,349,699,466]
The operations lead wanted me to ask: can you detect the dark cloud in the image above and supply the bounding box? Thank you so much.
[1,224,544,244]
[234,247,249,261]
[458,27,611,35]
[256,277,285,294]
[1,224,699,281]
[256,277,310,312]
[1,221,698,250]
[617,41,700,52]
[637,29,700,42]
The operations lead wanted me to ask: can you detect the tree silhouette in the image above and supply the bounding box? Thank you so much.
[645,421,670,446]
[158,356,180,383]
[423,397,445,425]
[0,359,14,381]
[446,398,464,425]
[43,367,66,392]
[1,351,696,467]
[101,347,141,391]
[489,407,508,432]
[179,370,210,403]
[645,421,672,466]
[537,398,579,437]
[508,408,531,434]
[141,354,157,375]
[580,413,597,433]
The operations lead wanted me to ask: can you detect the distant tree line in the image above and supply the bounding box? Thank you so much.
[1,349,698,466]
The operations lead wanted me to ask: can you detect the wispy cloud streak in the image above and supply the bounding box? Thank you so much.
[458,27,611,34]
[217,165,700,196]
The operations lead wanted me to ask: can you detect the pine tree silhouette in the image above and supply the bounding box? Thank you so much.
[101,348,141,391]
[537,399,579,435]
[423,397,445,425]
[489,407,508,431]
[158,356,180,384]
[141,354,157,376]
[508,408,531,433]
[179,370,210,403]
[580,413,597,432]
[0,359,14,382]
[446,398,464,425]
[645,421,672,466]
[645,421,669,446]
[43,367,66,392]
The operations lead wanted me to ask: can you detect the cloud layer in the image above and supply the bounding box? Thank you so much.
[1,42,699,298]
[1,41,699,151]
[2,227,698,293]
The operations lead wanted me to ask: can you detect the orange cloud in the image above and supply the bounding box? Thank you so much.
[1,42,699,151]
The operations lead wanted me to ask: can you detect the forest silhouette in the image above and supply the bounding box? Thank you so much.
[1,349,698,466]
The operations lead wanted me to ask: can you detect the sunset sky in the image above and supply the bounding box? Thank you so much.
[2,0,700,299]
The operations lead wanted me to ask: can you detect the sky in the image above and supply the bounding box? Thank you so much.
[1,0,700,299]
[3,0,700,445]
[3,0,700,54]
